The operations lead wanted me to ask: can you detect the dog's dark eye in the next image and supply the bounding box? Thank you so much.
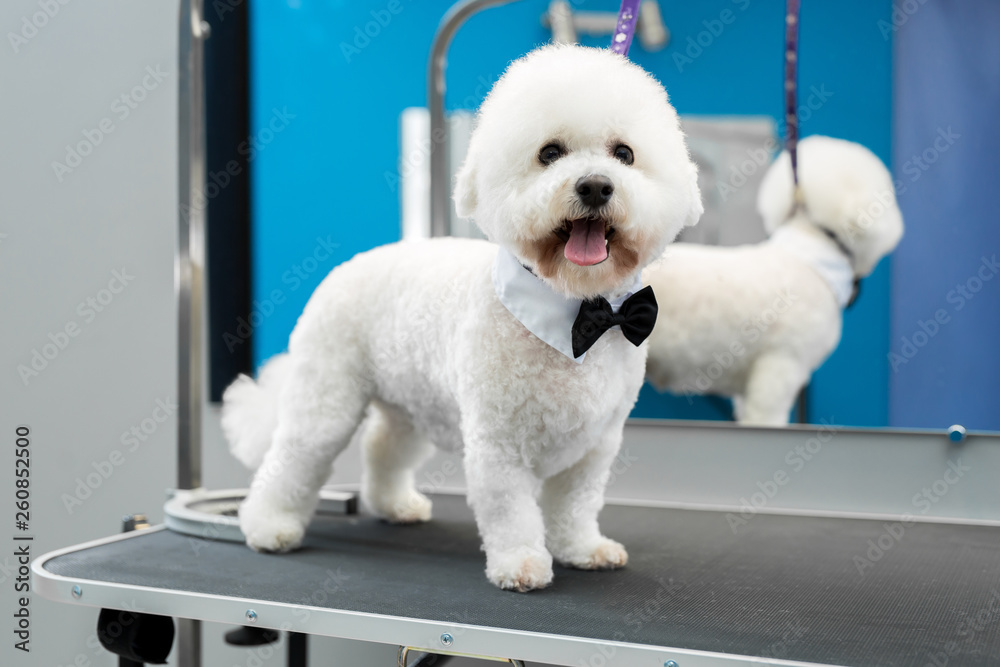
[613,144,634,165]
[538,143,565,166]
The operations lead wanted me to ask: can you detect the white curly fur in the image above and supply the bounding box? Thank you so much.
[222,353,294,470]
[221,45,701,591]
[644,136,904,425]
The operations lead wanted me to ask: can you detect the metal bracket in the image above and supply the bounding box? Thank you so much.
[164,488,358,543]
[542,0,669,50]
[398,646,524,666]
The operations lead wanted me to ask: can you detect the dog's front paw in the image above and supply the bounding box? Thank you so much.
[486,546,554,592]
[552,537,628,570]
[239,504,306,553]
[363,488,433,524]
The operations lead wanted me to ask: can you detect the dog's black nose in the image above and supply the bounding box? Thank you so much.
[575,175,614,208]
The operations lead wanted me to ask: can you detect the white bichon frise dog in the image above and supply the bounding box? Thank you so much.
[643,135,903,426]
[221,44,702,592]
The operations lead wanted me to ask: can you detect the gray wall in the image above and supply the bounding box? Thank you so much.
[0,1,419,665]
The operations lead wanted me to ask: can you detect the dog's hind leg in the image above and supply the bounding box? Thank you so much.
[541,441,628,570]
[739,353,808,426]
[239,354,372,553]
[360,399,435,523]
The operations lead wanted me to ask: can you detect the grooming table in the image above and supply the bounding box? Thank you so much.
[33,492,1000,667]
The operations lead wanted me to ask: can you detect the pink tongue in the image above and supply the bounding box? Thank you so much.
[564,219,608,266]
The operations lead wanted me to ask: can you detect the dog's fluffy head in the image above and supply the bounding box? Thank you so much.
[757,135,904,277]
[454,44,702,300]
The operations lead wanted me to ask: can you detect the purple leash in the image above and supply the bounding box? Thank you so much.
[611,0,802,189]
[610,0,642,56]
[785,0,801,189]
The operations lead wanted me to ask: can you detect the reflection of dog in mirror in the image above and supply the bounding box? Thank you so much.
[221,44,701,591]
[643,136,903,426]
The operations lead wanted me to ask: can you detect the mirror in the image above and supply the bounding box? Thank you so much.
[625,3,1000,433]
[244,0,999,434]
[450,3,996,432]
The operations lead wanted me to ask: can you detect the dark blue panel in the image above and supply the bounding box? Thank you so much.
[889,0,1000,431]
[631,382,733,421]
[250,0,894,427]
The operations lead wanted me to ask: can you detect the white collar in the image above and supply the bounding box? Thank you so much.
[492,246,642,363]
[769,223,854,308]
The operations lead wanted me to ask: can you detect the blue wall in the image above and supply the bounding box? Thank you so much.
[889,1,1000,431]
[249,0,895,426]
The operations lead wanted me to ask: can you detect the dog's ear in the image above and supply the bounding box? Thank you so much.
[683,164,704,228]
[453,158,477,219]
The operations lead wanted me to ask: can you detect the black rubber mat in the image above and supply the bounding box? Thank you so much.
[44,495,1000,666]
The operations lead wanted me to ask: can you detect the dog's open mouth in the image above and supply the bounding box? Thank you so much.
[554,218,615,266]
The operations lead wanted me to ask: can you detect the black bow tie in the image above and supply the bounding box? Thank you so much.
[571,286,658,358]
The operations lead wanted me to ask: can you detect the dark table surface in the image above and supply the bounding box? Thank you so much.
[43,494,1000,666]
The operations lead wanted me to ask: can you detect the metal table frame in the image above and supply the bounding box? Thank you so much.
[32,524,823,667]
[32,486,1000,667]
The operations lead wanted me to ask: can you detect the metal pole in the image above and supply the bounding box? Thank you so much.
[177,0,209,664]
[287,632,308,667]
[178,0,207,493]
[427,0,519,237]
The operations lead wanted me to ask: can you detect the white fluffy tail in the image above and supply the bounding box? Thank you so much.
[221,353,294,470]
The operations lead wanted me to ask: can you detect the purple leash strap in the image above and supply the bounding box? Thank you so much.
[610,0,642,56]
[785,0,801,189]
